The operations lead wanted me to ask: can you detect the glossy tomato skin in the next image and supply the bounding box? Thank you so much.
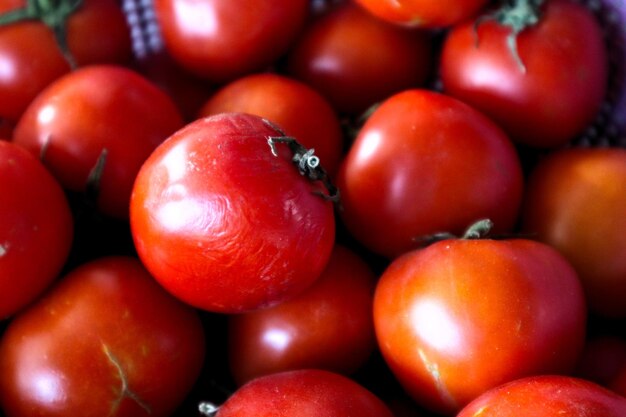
[130,112,336,313]
[337,89,524,259]
[286,2,433,116]
[227,244,377,386]
[456,375,626,417]
[198,72,344,177]
[353,0,489,28]
[440,0,608,148]
[153,0,308,83]
[215,369,395,417]
[0,0,132,123]
[521,148,626,317]
[13,65,184,219]
[0,141,73,319]
[0,256,206,417]
[373,238,587,414]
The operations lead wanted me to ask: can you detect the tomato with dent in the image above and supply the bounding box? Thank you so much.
[0,256,206,417]
[227,244,377,386]
[0,141,73,319]
[521,147,626,317]
[373,237,587,414]
[337,89,524,259]
[130,112,336,313]
[12,65,184,219]
[440,0,609,148]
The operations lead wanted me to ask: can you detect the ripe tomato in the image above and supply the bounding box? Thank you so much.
[440,0,608,148]
[212,369,395,417]
[521,147,626,317]
[0,256,206,417]
[0,0,132,123]
[198,72,344,177]
[352,0,490,28]
[0,141,73,319]
[227,244,377,385]
[130,112,336,313]
[286,1,433,116]
[12,65,184,219]
[153,0,309,83]
[373,237,587,414]
[337,89,524,259]
[457,375,626,417]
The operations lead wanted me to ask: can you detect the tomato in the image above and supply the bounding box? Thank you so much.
[0,0,132,123]
[198,72,344,177]
[352,0,490,28]
[440,0,608,148]
[153,0,309,83]
[286,1,433,116]
[457,375,626,417]
[373,237,587,414]
[130,112,336,313]
[0,256,206,417]
[12,65,184,219]
[521,147,626,317]
[227,244,377,385]
[211,369,395,417]
[575,335,626,388]
[336,89,524,259]
[0,141,73,319]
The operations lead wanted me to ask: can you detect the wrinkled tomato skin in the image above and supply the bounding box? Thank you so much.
[153,0,308,83]
[373,238,587,415]
[521,148,626,318]
[440,0,608,148]
[0,141,73,319]
[337,89,524,259]
[13,65,184,219]
[130,113,336,314]
[457,375,626,417]
[215,369,395,417]
[0,256,206,417]
[227,244,377,386]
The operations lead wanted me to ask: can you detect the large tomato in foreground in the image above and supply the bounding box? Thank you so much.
[373,237,587,415]
[0,256,206,417]
[130,112,336,313]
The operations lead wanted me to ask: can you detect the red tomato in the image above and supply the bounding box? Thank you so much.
[286,1,433,116]
[373,237,587,414]
[457,375,626,417]
[0,0,132,123]
[130,112,336,313]
[440,0,608,148]
[153,0,309,83]
[352,0,490,28]
[521,147,626,317]
[198,72,344,177]
[0,141,73,319]
[227,244,377,385]
[213,369,395,417]
[337,89,524,259]
[12,65,184,219]
[0,256,206,417]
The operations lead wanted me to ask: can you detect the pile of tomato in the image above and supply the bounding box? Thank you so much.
[1,0,626,416]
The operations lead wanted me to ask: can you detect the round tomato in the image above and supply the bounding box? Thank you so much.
[130,112,336,313]
[153,0,309,83]
[457,375,626,417]
[373,237,587,414]
[12,65,184,219]
[521,147,626,317]
[440,0,609,148]
[227,244,377,385]
[337,89,524,259]
[0,141,73,319]
[0,256,206,417]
